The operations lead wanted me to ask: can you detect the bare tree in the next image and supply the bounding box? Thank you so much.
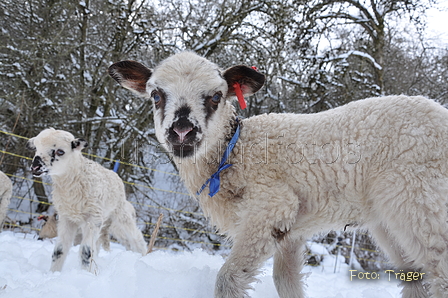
[309,0,436,93]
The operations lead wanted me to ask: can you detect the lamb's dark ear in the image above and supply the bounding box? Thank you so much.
[71,138,88,151]
[223,65,265,97]
[108,61,152,97]
[26,138,36,151]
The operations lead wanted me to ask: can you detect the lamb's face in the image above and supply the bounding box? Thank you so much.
[148,53,229,157]
[109,52,265,159]
[27,128,87,177]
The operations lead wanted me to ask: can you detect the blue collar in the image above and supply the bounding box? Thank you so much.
[197,119,241,197]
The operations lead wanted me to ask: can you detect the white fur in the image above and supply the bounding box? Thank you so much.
[110,52,448,298]
[0,170,12,230]
[38,213,110,251]
[28,128,147,272]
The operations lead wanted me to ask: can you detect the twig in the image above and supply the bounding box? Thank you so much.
[147,213,163,254]
[89,257,99,276]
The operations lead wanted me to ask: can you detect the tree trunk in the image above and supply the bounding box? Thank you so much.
[33,178,49,213]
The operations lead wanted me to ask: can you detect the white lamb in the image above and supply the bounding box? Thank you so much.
[109,52,448,298]
[27,128,147,271]
[0,170,12,230]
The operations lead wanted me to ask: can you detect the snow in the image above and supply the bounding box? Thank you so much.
[83,71,93,82]
[44,65,54,74]
[335,51,382,70]
[0,232,402,298]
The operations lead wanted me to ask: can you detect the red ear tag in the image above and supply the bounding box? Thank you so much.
[233,82,247,110]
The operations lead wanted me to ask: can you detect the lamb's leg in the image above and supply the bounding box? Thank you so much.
[370,225,429,298]
[386,223,448,298]
[368,173,448,298]
[110,201,147,255]
[215,219,276,297]
[79,220,101,270]
[273,236,307,298]
[98,218,111,252]
[50,218,78,272]
[113,222,147,255]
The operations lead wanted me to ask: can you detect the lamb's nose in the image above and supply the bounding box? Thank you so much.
[173,127,193,143]
[31,156,43,169]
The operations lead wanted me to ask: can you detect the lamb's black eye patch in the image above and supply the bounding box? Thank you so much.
[151,88,167,110]
[153,88,167,123]
[50,148,65,164]
[204,92,221,121]
[50,150,56,164]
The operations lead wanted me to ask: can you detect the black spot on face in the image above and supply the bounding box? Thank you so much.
[71,139,88,150]
[204,91,222,121]
[52,244,63,262]
[174,105,191,120]
[167,107,202,158]
[81,245,91,267]
[71,140,80,149]
[171,142,200,158]
[32,156,43,169]
[31,155,46,176]
[50,150,56,164]
[173,111,193,132]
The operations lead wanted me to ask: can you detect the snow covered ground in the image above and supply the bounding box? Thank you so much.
[0,231,402,298]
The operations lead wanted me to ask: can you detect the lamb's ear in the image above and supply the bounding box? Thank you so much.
[26,138,36,151]
[71,138,88,151]
[108,61,152,97]
[223,65,265,97]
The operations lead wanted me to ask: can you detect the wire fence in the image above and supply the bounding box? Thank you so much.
[0,129,390,269]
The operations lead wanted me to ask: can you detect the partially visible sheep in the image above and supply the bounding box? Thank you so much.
[37,213,110,251]
[109,52,448,298]
[27,128,147,271]
[37,214,58,240]
[0,170,12,230]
